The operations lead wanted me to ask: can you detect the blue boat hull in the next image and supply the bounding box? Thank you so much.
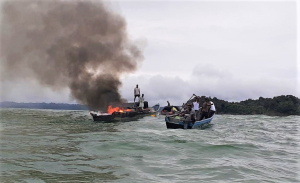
[165,115,214,129]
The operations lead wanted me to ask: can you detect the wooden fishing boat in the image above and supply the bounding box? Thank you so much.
[90,103,160,122]
[165,115,215,129]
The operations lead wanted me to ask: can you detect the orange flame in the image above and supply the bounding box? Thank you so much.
[107,105,131,114]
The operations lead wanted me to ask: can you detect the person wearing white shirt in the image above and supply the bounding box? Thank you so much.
[209,101,216,117]
[139,94,144,109]
[134,84,140,102]
[192,97,200,119]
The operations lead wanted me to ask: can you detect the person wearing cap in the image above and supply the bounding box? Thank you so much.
[199,97,211,120]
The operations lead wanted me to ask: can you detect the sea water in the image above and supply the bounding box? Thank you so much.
[0,108,299,182]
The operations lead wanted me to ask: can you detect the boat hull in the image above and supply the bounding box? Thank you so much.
[91,104,160,122]
[165,115,214,129]
[91,114,115,122]
[166,121,193,129]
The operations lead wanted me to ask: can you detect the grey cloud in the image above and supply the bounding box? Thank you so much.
[120,69,298,107]
[1,0,143,110]
[1,1,298,107]
[192,64,233,79]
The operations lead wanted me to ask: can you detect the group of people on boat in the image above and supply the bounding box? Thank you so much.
[165,94,214,127]
[167,94,216,120]
[191,94,215,120]
[134,84,216,123]
[178,95,216,129]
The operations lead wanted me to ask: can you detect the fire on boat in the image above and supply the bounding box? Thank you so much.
[90,102,160,122]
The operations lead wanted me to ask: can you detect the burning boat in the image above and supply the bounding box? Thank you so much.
[90,102,160,122]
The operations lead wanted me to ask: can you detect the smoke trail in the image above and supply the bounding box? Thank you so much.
[0,0,143,110]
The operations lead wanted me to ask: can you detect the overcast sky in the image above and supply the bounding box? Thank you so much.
[1,0,299,107]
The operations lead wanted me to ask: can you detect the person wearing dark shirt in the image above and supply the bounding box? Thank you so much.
[167,101,170,107]
[199,97,211,120]
[183,106,195,129]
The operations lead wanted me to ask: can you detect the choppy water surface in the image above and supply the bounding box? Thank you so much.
[0,108,299,183]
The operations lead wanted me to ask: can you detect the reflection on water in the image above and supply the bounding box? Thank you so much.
[0,108,299,182]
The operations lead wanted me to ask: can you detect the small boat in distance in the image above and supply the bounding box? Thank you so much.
[165,115,215,129]
[90,102,160,122]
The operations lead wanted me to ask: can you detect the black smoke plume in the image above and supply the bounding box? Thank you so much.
[0,0,143,110]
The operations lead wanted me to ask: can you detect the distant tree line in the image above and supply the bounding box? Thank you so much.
[1,95,299,116]
[195,95,300,116]
[0,102,88,111]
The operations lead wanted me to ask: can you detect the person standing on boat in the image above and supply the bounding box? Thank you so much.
[199,97,211,120]
[209,100,216,117]
[192,97,200,119]
[134,84,140,102]
[139,94,145,109]
[167,101,170,107]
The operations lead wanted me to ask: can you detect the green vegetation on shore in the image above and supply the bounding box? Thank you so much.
[201,95,299,116]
